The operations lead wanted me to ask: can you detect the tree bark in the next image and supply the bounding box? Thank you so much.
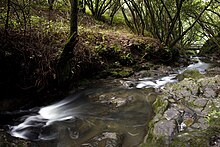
[70,0,78,35]
[57,33,78,86]
[5,0,10,34]
[56,0,78,86]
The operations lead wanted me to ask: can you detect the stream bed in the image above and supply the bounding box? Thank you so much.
[2,57,217,147]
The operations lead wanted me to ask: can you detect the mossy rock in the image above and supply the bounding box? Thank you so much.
[152,96,169,114]
[99,67,134,78]
[176,69,204,81]
[170,127,220,147]
[110,67,134,78]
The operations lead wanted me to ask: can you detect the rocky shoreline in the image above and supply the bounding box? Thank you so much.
[0,63,220,147]
[141,74,220,147]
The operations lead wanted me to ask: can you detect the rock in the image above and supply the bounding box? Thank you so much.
[193,98,208,108]
[198,75,220,88]
[167,78,199,100]
[207,67,220,76]
[213,99,220,109]
[81,132,124,147]
[203,87,217,98]
[153,121,176,137]
[0,129,36,147]
[164,108,180,120]
[197,117,209,130]
[202,100,215,115]
[153,119,176,143]
[144,75,220,146]
[176,69,204,81]
[152,97,169,114]
[179,108,197,131]
[93,92,134,108]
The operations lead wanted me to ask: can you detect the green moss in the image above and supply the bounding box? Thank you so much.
[98,67,134,78]
[140,131,169,147]
[119,52,134,65]
[176,70,204,81]
[170,128,220,147]
[111,44,122,53]
[110,67,134,77]
[206,110,220,126]
[152,96,169,114]
[186,50,197,56]
[87,34,96,40]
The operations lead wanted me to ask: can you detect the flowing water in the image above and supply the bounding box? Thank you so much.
[3,57,213,147]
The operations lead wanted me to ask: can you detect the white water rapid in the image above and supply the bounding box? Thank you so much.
[136,57,210,89]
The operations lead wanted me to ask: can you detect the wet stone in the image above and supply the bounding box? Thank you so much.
[168,98,175,103]
[98,94,133,108]
[81,132,124,147]
[197,117,209,129]
[193,98,208,107]
[190,118,209,131]
[193,107,204,113]
[203,87,216,98]
[213,99,220,109]
[207,67,220,76]
[175,89,191,99]
[120,80,136,88]
[164,108,180,120]
[202,100,214,115]
[153,119,176,137]
[146,75,220,146]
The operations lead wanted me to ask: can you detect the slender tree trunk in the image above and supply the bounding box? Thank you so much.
[70,0,78,35]
[165,0,183,45]
[57,0,78,86]
[5,0,10,34]
[169,0,213,48]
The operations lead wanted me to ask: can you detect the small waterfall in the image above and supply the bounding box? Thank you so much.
[9,92,90,140]
[185,57,210,73]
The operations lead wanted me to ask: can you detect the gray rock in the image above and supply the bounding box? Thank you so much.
[82,132,124,147]
[202,100,214,115]
[144,75,220,146]
[213,99,220,109]
[193,98,208,107]
[153,119,176,137]
[190,117,209,130]
[203,87,217,98]
[164,108,180,120]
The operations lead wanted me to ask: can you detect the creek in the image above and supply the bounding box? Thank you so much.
[2,57,214,147]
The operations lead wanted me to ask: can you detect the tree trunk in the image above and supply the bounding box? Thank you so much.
[57,33,78,86]
[5,0,10,34]
[169,0,213,48]
[70,0,78,35]
[56,0,78,86]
